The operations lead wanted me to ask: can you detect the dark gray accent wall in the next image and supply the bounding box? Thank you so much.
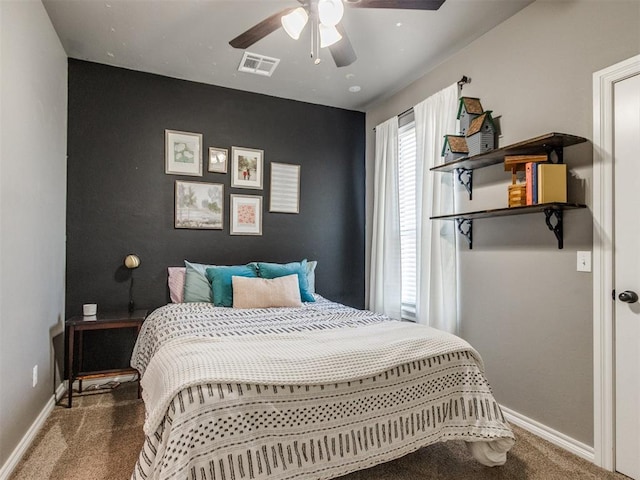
[66,59,365,319]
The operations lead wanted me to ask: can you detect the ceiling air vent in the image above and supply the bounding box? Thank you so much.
[238,52,280,77]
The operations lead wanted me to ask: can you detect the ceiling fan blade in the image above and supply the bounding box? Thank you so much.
[344,0,445,10]
[229,8,295,49]
[329,25,357,68]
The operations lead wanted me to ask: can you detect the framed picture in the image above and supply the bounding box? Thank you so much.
[165,130,203,176]
[270,162,300,213]
[175,181,223,229]
[231,146,263,189]
[208,147,228,174]
[230,194,262,235]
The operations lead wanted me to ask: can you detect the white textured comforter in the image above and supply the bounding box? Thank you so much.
[131,297,514,480]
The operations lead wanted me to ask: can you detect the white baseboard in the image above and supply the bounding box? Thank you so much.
[501,405,595,463]
[55,382,66,402]
[0,383,66,480]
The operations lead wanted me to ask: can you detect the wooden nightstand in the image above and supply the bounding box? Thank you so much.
[65,309,147,408]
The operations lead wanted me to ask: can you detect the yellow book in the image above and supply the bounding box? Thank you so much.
[537,163,567,203]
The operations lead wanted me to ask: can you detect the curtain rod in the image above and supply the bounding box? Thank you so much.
[373,75,471,130]
[396,76,471,119]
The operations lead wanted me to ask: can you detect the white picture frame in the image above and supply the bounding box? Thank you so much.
[165,129,203,176]
[230,194,262,235]
[269,162,300,213]
[175,181,223,229]
[208,147,228,174]
[230,146,263,189]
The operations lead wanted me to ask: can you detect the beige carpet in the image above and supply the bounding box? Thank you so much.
[9,382,628,480]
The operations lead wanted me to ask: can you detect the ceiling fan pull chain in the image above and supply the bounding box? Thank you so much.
[314,25,321,65]
[310,5,321,64]
[310,15,314,61]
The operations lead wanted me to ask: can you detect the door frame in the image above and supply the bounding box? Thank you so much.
[592,54,640,471]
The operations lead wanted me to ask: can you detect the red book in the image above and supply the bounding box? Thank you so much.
[525,162,534,205]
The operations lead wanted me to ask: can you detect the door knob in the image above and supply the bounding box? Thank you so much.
[618,290,639,303]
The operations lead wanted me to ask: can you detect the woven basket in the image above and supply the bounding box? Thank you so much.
[508,184,527,207]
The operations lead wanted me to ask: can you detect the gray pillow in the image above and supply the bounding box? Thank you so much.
[183,260,215,303]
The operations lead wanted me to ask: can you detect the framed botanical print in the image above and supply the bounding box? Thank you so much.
[230,194,262,235]
[165,130,203,176]
[230,146,263,189]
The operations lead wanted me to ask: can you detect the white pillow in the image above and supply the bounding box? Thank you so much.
[232,274,302,308]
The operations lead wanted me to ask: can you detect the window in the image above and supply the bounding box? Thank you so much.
[398,119,417,320]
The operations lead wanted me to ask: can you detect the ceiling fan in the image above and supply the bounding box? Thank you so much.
[229,0,446,68]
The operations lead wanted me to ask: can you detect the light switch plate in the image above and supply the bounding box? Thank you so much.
[577,251,592,272]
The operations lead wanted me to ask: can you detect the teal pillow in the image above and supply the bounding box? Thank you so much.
[183,260,215,303]
[205,264,258,307]
[257,260,315,302]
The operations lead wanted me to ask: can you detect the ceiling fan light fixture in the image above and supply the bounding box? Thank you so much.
[318,0,344,27]
[281,7,309,40]
[319,24,342,48]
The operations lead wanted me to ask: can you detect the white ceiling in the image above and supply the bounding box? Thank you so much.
[43,0,533,111]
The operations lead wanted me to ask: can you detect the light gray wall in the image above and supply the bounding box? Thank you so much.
[0,0,67,471]
[365,0,640,446]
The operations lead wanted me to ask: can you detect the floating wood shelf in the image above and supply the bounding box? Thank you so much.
[430,202,586,221]
[430,203,587,249]
[430,132,588,173]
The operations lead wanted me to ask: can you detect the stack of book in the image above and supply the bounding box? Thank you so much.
[504,155,567,206]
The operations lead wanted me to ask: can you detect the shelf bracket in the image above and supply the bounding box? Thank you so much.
[456,218,473,249]
[544,145,564,164]
[544,208,563,249]
[455,168,473,200]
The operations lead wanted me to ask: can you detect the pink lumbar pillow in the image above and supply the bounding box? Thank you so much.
[168,267,186,303]
[232,274,302,309]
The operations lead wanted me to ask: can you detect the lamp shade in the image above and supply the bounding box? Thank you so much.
[124,254,141,269]
[318,0,344,27]
[281,7,308,40]
[319,24,342,48]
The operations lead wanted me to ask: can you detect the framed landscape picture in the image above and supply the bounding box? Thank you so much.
[165,130,203,176]
[230,194,262,235]
[208,147,228,173]
[230,146,263,189]
[175,181,223,229]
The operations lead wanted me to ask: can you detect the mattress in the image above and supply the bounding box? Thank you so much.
[130,297,514,479]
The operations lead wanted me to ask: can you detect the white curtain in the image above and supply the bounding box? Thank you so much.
[414,83,459,333]
[369,116,402,319]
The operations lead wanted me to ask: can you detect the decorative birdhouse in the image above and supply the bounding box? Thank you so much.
[441,135,469,163]
[457,97,484,136]
[466,111,496,156]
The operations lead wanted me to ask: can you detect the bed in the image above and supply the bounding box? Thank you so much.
[130,288,514,480]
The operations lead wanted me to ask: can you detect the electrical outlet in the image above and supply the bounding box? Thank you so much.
[577,251,592,272]
[32,365,38,387]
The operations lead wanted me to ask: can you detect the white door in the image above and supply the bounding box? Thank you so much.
[614,72,640,480]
